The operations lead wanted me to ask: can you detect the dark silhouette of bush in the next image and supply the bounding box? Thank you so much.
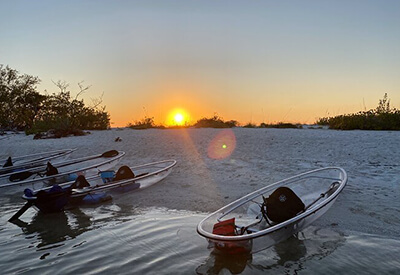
[0,65,110,137]
[263,122,301,129]
[194,115,237,128]
[0,65,45,130]
[243,122,257,128]
[27,81,110,137]
[127,116,165,129]
[317,93,400,130]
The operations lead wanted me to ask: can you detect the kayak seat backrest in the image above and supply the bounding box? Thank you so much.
[71,175,90,189]
[264,187,305,223]
[3,156,12,167]
[113,166,135,181]
[36,185,70,200]
[213,218,237,236]
[34,185,71,213]
[24,188,35,198]
[99,170,116,183]
[46,162,59,176]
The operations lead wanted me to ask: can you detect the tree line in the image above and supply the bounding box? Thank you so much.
[0,65,110,136]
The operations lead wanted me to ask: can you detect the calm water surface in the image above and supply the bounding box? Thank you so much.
[1,129,400,274]
[1,204,399,274]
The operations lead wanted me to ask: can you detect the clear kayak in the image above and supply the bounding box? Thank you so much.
[9,159,176,220]
[197,167,347,254]
[0,148,75,176]
[0,150,125,190]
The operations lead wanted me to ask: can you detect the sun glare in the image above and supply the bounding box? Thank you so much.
[174,113,184,124]
[168,109,189,126]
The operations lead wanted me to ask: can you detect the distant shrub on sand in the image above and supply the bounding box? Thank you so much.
[243,122,257,128]
[263,122,301,129]
[194,115,238,128]
[127,116,165,130]
[317,93,400,130]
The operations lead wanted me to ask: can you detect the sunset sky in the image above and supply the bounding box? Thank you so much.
[1,1,399,127]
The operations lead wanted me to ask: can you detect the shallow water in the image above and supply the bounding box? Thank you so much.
[1,129,400,274]
[1,206,399,275]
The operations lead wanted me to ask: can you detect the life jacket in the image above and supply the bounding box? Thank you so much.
[212,218,236,236]
[212,218,252,254]
[263,187,305,223]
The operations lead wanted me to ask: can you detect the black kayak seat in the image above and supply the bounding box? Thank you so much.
[3,156,12,167]
[71,175,90,189]
[113,165,135,181]
[46,162,59,176]
[264,187,305,223]
[24,185,71,213]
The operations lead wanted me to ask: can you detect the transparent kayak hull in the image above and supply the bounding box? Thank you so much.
[0,150,125,190]
[0,149,75,176]
[197,167,347,254]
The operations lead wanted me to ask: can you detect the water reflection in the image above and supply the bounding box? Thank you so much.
[9,201,143,251]
[10,208,92,249]
[274,234,307,266]
[196,227,345,274]
[196,251,252,274]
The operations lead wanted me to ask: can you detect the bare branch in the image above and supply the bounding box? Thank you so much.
[75,81,91,100]
[90,91,105,110]
[52,80,69,93]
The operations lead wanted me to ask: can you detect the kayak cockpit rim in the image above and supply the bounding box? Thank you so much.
[197,167,347,242]
[70,159,177,195]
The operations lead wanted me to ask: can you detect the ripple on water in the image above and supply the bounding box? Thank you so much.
[1,206,400,275]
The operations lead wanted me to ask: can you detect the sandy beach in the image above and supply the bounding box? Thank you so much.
[1,128,399,274]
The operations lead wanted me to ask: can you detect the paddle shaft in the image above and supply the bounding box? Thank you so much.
[8,201,34,222]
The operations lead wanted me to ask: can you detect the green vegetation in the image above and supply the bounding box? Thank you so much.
[260,122,301,129]
[243,122,257,128]
[193,115,238,128]
[317,93,400,130]
[127,116,165,130]
[0,65,110,137]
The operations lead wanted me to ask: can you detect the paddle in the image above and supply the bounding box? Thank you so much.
[9,171,34,182]
[8,201,34,222]
[8,150,119,182]
[101,150,119,158]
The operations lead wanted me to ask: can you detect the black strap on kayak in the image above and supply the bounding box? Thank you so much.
[261,196,273,226]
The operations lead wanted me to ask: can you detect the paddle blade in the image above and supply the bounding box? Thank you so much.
[9,171,34,182]
[101,150,119,158]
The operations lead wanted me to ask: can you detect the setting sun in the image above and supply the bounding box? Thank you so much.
[174,113,184,124]
[167,109,189,126]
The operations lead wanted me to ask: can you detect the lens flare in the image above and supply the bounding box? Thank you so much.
[207,129,236,160]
